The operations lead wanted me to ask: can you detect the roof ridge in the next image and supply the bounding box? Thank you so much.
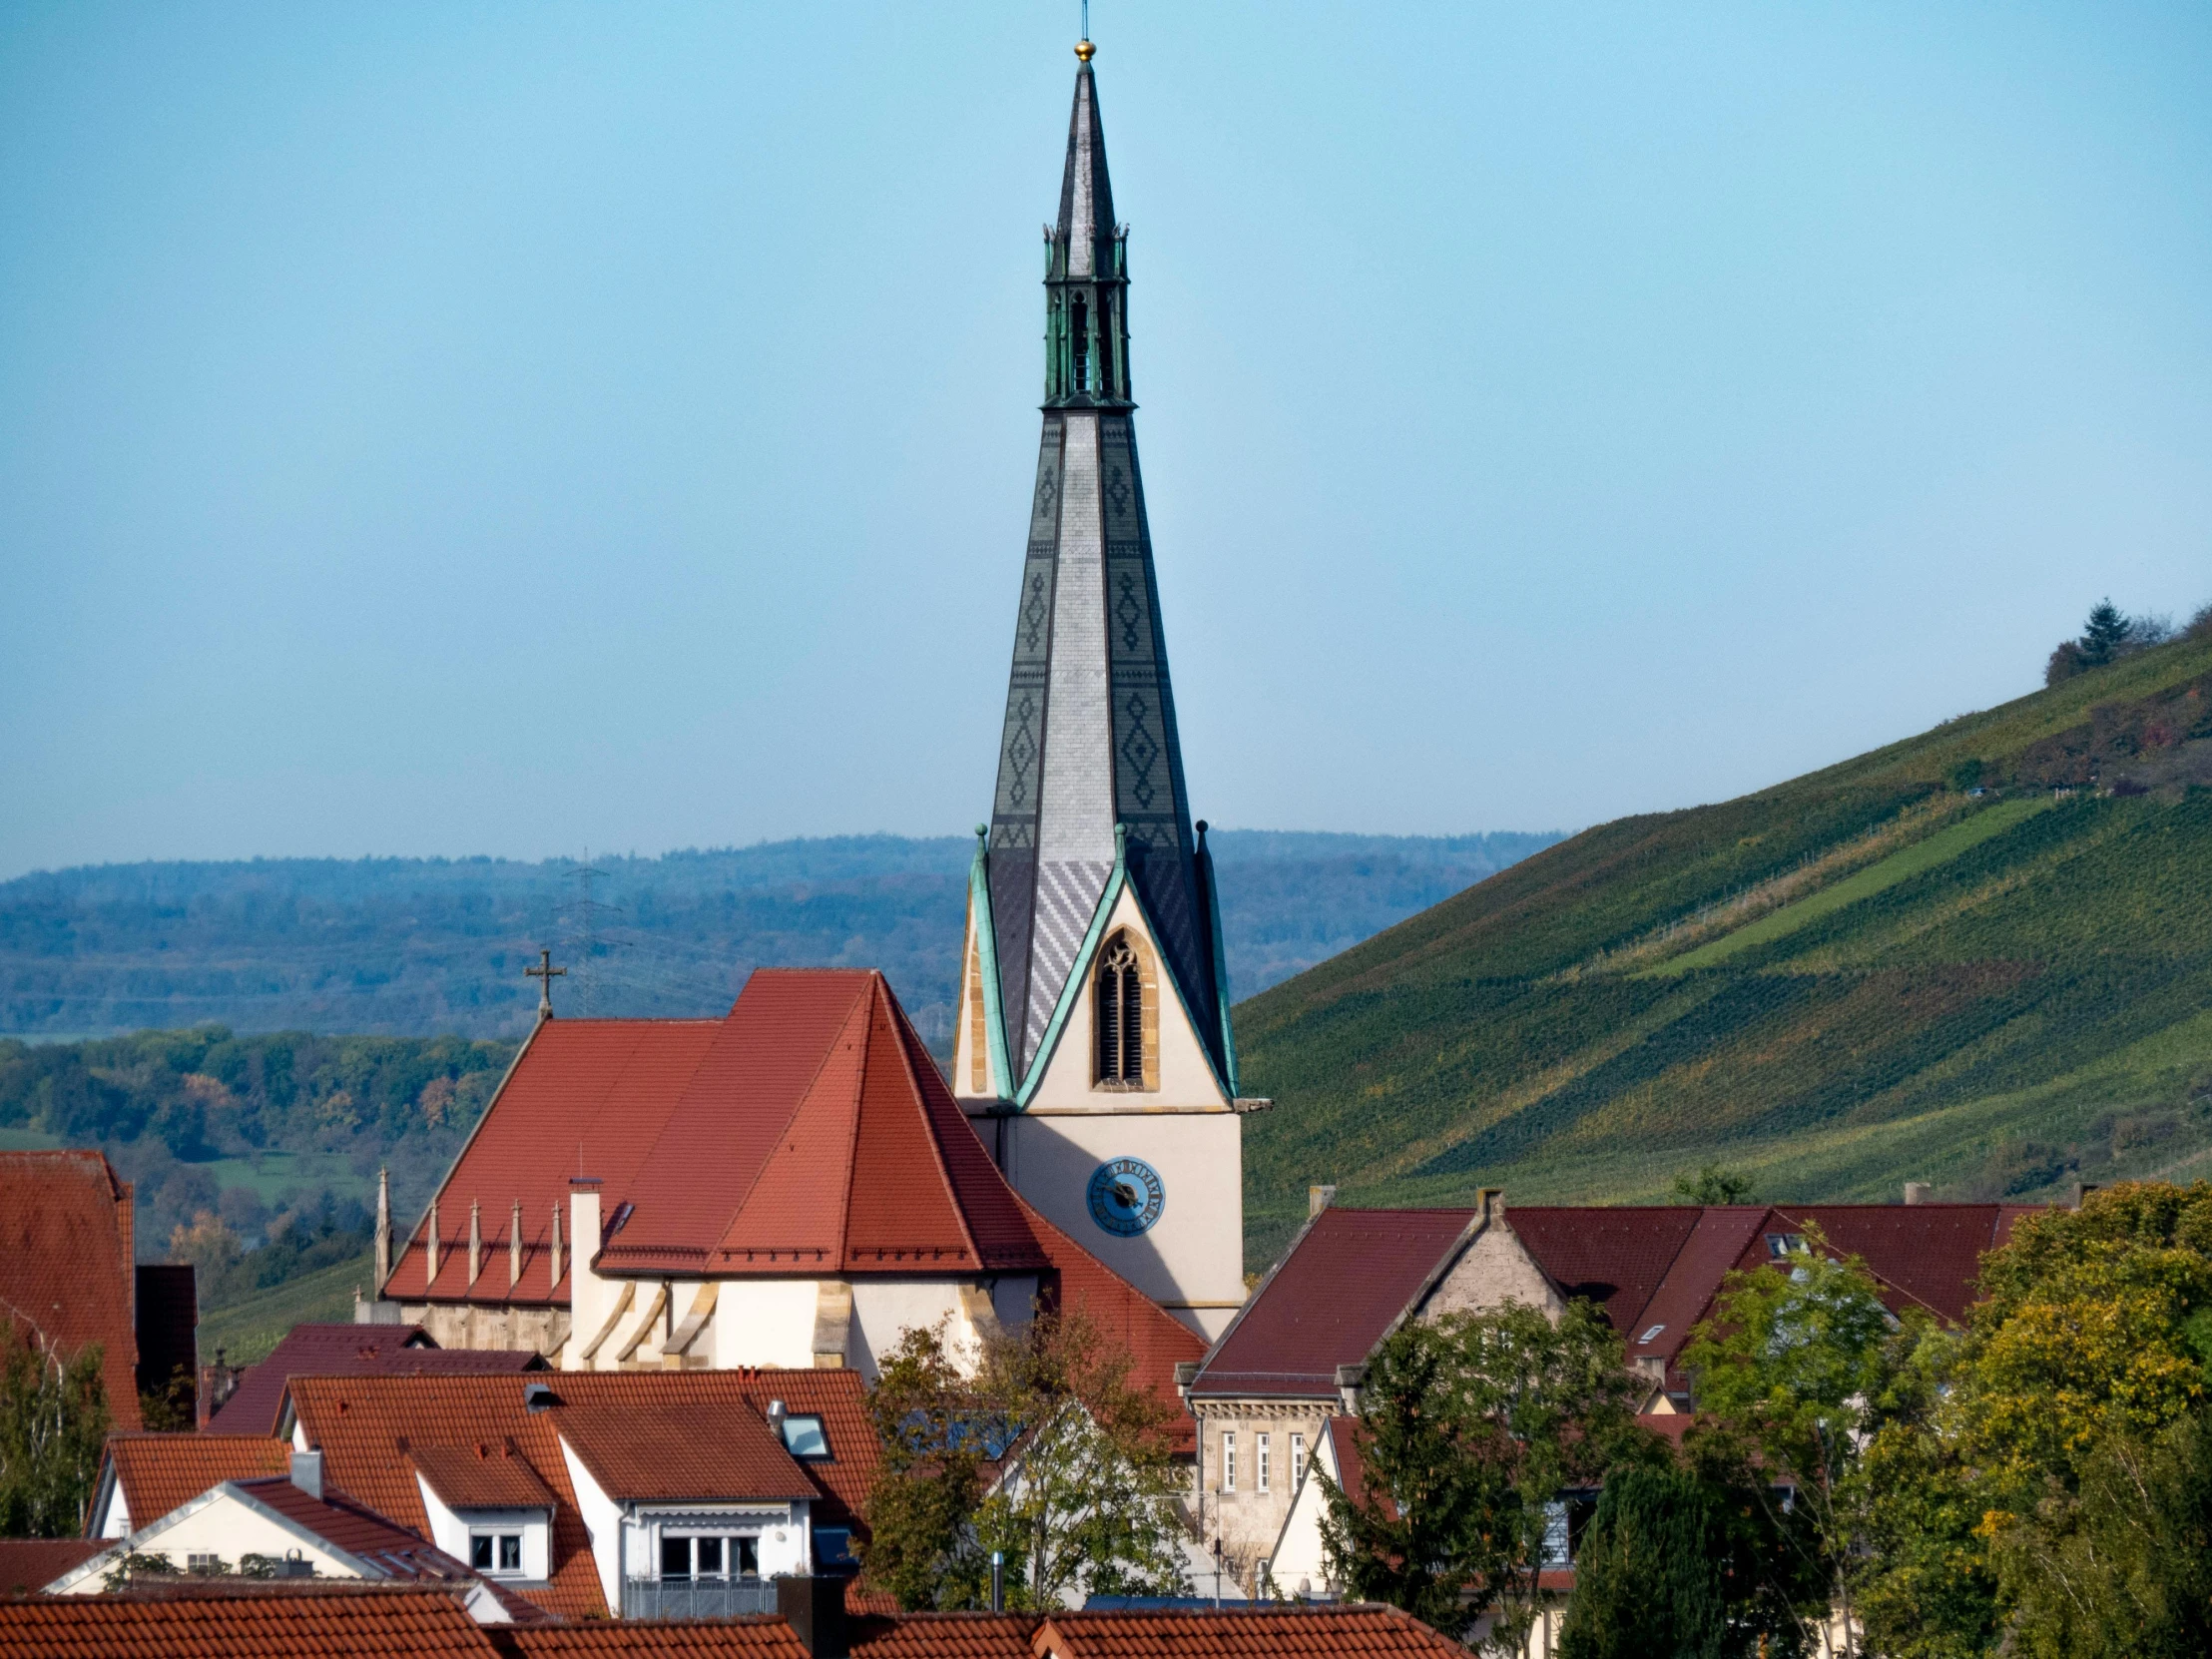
[878,974,983,1271]
[711,976,874,1246]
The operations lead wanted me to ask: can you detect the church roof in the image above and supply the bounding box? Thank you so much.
[380,970,1053,1300]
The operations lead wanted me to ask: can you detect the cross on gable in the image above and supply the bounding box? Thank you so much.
[525,948,566,1019]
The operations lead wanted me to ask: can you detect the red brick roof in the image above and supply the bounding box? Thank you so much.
[498,1624,809,1658]
[1033,1606,1474,1657]
[385,972,1057,1301]
[97,1432,290,1535]
[1190,1209,1477,1398]
[0,1537,101,1594]
[209,1324,543,1434]
[0,1581,500,1657]
[409,1441,559,1511]
[0,1151,143,1431]
[284,1368,878,1618]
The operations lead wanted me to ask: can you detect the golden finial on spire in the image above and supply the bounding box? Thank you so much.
[1074,39,1095,62]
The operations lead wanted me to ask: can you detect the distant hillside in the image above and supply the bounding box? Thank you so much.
[1240,633,2212,1262]
[0,830,1558,1044]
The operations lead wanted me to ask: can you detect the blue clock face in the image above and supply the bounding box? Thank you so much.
[1088,1158,1166,1237]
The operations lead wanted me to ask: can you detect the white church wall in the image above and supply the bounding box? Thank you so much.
[1005,1110,1245,1340]
[706,1280,821,1371]
[848,1280,979,1380]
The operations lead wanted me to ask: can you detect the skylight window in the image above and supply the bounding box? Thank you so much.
[1638,1324,1666,1345]
[1765,1233,1807,1259]
[780,1414,830,1458]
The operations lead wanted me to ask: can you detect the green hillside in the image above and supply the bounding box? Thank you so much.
[1239,632,2212,1263]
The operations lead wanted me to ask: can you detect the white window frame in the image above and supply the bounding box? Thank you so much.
[1222,1430,1237,1493]
[470,1530,524,1576]
[1292,1432,1307,1490]
[1257,1432,1271,1493]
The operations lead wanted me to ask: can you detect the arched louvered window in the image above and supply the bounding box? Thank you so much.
[1095,932,1144,1086]
[1070,295,1090,391]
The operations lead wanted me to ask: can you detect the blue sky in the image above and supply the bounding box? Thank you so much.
[3,2,2207,877]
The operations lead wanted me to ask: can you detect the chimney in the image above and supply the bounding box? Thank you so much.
[468,1199,482,1286]
[1309,1185,1337,1219]
[1477,1187,1505,1228]
[1335,1363,1367,1415]
[1903,1182,1932,1206]
[777,1574,848,1658]
[426,1198,440,1282]
[1174,1360,1200,1403]
[374,1168,391,1289]
[509,1199,524,1289]
[549,1202,564,1290]
[290,1449,324,1502]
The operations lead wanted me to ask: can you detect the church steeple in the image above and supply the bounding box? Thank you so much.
[971,44,1233,1097]
[1044,47,1130,406]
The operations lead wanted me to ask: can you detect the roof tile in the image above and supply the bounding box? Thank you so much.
[0,1151,144,1432]
[0,1582,499,1658]
[100,1433,290,1535]
[209,1325,543,1435]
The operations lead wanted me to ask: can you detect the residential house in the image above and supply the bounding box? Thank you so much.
[274,1367,879,1619]
[49,1450,542,1624]
[87,1432,290,1539]
[1184,1189,2041,1587]
[0,1149,199,1429]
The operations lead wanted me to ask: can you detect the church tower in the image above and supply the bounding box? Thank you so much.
[954,40,1253,1342]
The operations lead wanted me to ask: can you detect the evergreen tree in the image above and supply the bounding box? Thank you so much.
[1558,1467,1732,1659]
[2079,599,2131,667]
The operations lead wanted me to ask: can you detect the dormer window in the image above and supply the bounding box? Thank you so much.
[1095,932,1144,1087]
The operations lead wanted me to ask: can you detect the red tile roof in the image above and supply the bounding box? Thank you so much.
[0,1151,144,1431]
[497,1623,810,1658]
[98,1432,290,1535]
[283,1368,879,1618]
[1033,1605,1474,1657]
[0,1581,500,1657]
[228,1475,476,1579]
[848,1612,1040,1658]
[1190,1209,1477,1398]
[0,1537,101,1594]
[385,973,1057,1305]
[400,1441,559,1511]
[209,1324,543,1434]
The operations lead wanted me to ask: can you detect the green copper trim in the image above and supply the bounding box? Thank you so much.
[1013,825,1236,1109]
[1198,830,1240,1098]
[968,827,1015,1100]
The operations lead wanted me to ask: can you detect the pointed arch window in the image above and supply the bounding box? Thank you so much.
[1095,931,1145,1087]
[1070,295,1090,391]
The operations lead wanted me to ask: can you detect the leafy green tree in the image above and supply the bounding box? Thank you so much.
[859,1308,1186,1611]
[0,1321,111,1538]
[1320,1302,1653,1654]
[1681,1230,1908,1657]
[1673,1164,1758,1205]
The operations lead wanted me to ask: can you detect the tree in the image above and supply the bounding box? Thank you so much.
[1557,1464,1808,1659]
[2081,600,2132,666]
[0,1321,111,1538]
[858,1308,1187,1611]
[1673,1164,1758,1205]
[1319,1302,1653,1654]
[1680,1230,1907,1657]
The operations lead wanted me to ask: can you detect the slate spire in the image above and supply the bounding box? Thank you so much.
[981,45,1230,1088]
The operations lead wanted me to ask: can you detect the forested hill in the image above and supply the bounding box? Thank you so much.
[1240,630,2212,1261]
[0,830,1558,1045]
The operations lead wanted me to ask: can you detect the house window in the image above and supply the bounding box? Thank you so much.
[1222,1430,1236,1493]
[1257,1433,1271,1493]
[1095,932,1144,1086]
[1292,1433,1307,1490]
[1765,1233,1806,1259]
[780,1414,830,1458]
[661,1534,758,1581]
[187,1553,224,1575]
[471,1533,522,1574]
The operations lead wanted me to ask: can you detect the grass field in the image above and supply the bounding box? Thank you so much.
[1238,632,2212,1264]
[197,1252,376,1367]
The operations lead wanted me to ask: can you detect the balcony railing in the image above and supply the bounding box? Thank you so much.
[621,1577,779,1620]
